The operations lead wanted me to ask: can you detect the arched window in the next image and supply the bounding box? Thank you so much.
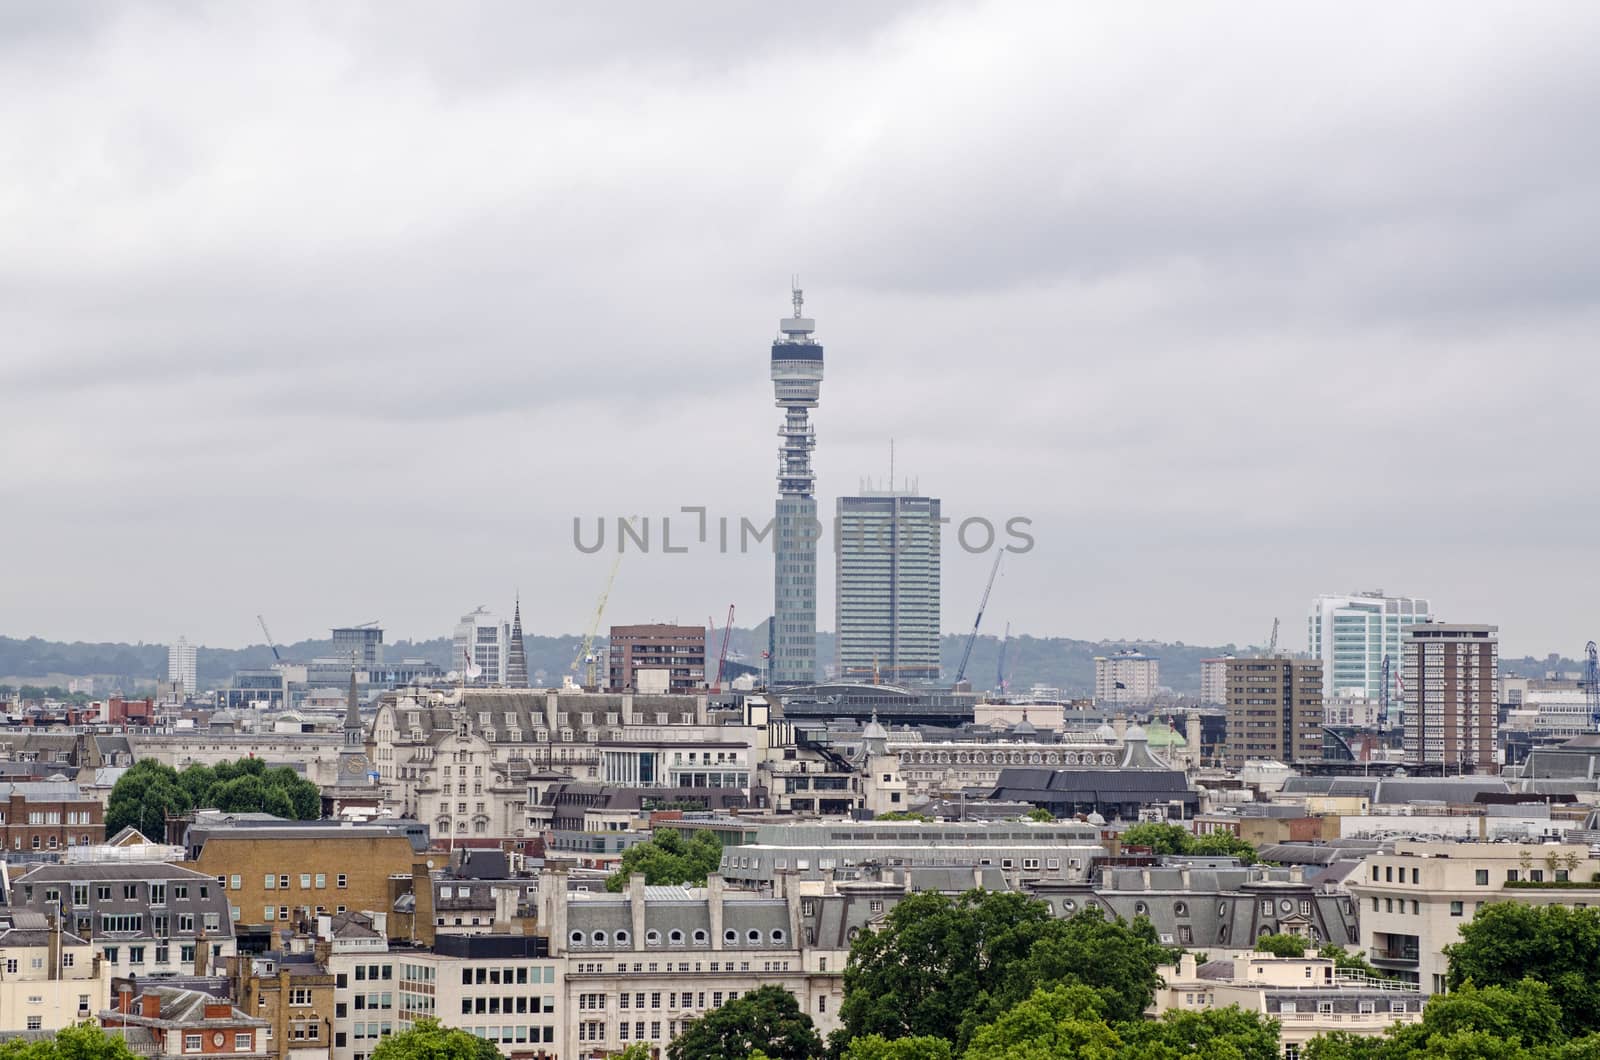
[724,929,738,944]
[669,929,684,944]
[645,930,660,946]
[747,929,761,944]
[591,930,607,945]
[1174,901,1189,917]
[770,929,785,944]
[569,931,585,946]
[614,930,629,945]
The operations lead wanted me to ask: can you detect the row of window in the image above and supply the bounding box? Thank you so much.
[569,927,785,948]
[459,995,555,1015]
[182,1033,254,1051]
[261,873,346,890]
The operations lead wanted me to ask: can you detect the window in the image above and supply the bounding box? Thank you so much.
[338,875,348,888]
[300,874,311,889]
[27,1018,41,1031]
[1476,869,1489,886]
[1450,901,1465,917]
[235,1034,253,1050]
[184,1035,202,1051]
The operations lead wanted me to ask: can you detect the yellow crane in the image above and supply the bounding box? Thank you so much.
[570,521,633,688]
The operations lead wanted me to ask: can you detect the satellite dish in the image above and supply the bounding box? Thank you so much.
[446,671,460,682]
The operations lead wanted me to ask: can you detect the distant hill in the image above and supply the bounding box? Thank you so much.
[2,631,1583,699]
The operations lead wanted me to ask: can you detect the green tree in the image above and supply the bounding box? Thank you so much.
[1254,933,1311,958]
[840,1035,954,1060]
[1120,822,1191,855]
[836,891,1166,1051]
[1304,980,1565,1060]
[105,760,192,838]
[1120,1006,1281,1060]
[837,889,1056,1048]
[107,758,320,835]
[960,984,1123,1060]
[606,829,725,892]
[875,811,932,822]
[1118,822,1257,864]
[0,1022,141,1060]
[1446,903,1600,1036]
[369,1017,501,1060]
[1191,830,1259,865]
[1024,808,1053,823]
[666,984,823,1060]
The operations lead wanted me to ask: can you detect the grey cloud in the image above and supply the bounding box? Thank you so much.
[2,1,1598,655]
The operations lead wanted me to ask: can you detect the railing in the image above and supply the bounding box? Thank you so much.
[1369,948,1419,964]
[1276,1011,1421,1024]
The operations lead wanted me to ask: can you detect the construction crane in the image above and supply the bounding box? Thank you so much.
[257,615,281,662]
[1587,641,1600,731]
[996,622,1011,695]
[1379,654,1391,728]
[1267,617,1280,656]
[711,605,735,693]
[954,549,1005,685]
[570,551,624,689]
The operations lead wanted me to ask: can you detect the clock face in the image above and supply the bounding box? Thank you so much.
[344,755,368,776]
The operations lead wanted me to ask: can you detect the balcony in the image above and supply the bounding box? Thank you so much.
[1369,946,1419,967]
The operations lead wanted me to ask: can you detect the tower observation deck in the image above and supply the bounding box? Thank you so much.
[770,286,825,686]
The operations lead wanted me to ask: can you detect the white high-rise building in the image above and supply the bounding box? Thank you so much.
[1308,591,1434,700]
[835,492,942,684]
[452,607,508,686]
[1094,649,1160,705]
[1199,655,1233,705]
[167,636,198,696]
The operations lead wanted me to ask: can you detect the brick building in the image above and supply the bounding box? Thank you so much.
[0,781,104,852]
[1223,657,1324,767]
[180,819,430,949]
[229,948,337,1060]
[608,625,706,694]
[101,981,268,1059]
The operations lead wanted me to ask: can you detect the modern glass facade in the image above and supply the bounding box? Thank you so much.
[835,493,942,684]
[1307,592,1433,701]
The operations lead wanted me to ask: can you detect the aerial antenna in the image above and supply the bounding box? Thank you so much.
[791,276,803,319]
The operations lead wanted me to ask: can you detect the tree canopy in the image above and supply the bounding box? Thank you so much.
[605,828,724,892]
[1255,933,1312,958]
[1121,822,1258,864]
[105,757,321,837]
[369,1017,502,1060]
[665,984,823,1060]
[835,889,1167,1051]
[0,1023,140,1060]
[1446,903,1600,1037]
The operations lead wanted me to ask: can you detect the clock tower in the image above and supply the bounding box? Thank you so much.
[337,664,373,784]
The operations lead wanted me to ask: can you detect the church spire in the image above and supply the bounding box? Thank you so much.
[344,655,362,746]
[505,594,530,688]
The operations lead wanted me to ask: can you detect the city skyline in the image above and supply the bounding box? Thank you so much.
[4,4,1599,656]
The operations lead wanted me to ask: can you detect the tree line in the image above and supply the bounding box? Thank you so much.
[105,757,321,838]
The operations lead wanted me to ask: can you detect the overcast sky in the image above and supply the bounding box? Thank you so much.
[3,2,1598,657]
